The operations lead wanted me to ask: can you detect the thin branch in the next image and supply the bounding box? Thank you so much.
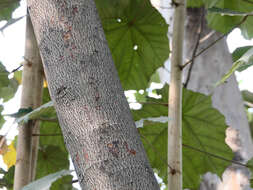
[11,64,23,73]
[36,117,58,122]
[0,15,25,33]
[32,133,62,136]
[72,179,79,184]
[181,15,249,69]
[182,144,251,168]
[184,9,204,88]
[129,101,168,106]
[199,31,215,43]
[242,0,253,4]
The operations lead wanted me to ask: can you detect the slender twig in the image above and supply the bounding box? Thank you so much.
[129,101,168,106]
[0,136,6,151]
[140,133,174,171]
[72,179,79,184]
[184,9,204,88]
[199,31,215,43]
[11,64,23,73]
[181,16,249,69]
[32,133,62,136]
[242,0,253,4]
[182,144,252,168]
[36,117,58,122]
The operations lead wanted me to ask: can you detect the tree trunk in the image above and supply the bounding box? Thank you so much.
[27,0,160,189]
[14,15,44,190]
[168,0,185,189]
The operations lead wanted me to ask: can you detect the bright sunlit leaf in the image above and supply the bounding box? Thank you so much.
[3,142,16,169]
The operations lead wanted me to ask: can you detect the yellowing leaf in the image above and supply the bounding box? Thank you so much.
[3,142,16,169]
[43,79,48,88]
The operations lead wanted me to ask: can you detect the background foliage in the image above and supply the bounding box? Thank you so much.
[0,0,253,189]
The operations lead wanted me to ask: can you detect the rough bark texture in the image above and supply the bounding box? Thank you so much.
[27,0,160,189]
[14,15,44,190]
[167,0,185,189]
[183,8,253,190]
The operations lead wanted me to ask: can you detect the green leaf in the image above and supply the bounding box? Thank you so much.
[14,70,22,84]
[36,146,69,179]
[208,7,253,16]
[15,101,55,124]
[247,158,253,186]
[206,0,253,39]
[95,0,170,89]
[50,175,74,190]
[4,107,33,118]
[40,121,66,152]
[134,90,147,103]
[0,0,20,21]
[0,166,14,189]
[232,46,253,72]
[0,16,24,32]
[0,105,6,130]
[187,0,204,7]
[132,85,233,189]
[22,170,72,190]
[0,62,18,102]
[216,47,253,86]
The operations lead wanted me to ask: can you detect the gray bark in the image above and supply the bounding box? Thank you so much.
[27,0,159,189]
[14,15,44,190]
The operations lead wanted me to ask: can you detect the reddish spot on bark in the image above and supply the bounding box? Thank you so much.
[76,153,79,164]
[59,55,64,61]
[66,25,72,32]
[70,52,74,59]
[84,153,89,161]
[63,31,71,41]
[107,141,119,158]
[83,149,89,162]
[83,106,88,111]
[60,16,65,22]
[50,16,55,24]
[95,93,100,101]
[71,43,76,50]
[73,6,78,14]
[124,141,136,155]
[95,105,101,110]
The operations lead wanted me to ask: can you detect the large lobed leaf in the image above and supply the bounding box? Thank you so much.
[0,166,14,189]
[216,47,253,86]
[22,170,72,190]
[36,145,69,180]
[232,46,253,72]
[95,0,170,90]
[206,0,253,39]
[0,105,5,130]
[0,0,19,21]
[35,89,69,185]
[187,0,253,39]
[132,85,233,189]
[0,62,18,102]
